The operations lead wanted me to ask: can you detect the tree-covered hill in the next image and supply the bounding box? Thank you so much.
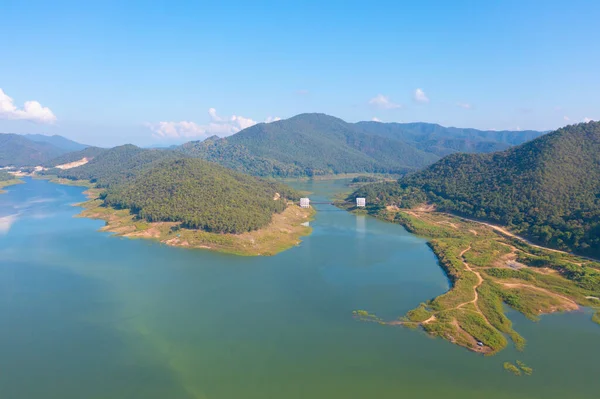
[102,158,298,234]
[43,146,107,167]
[353,122,600,257]
[179,113,439,177]
[355,121,543,157]
[48,145,300,234]
[0,133,69,167]
[53,144,181,187]
[23,133,88,152]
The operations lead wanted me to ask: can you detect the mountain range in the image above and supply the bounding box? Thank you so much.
[3,115,542,174]
[179,114,542,177]
[0,133,90,167]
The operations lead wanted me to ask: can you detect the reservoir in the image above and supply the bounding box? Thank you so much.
[0,178,598,398]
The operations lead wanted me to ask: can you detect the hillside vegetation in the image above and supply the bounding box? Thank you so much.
[180,113,439,177]
[0,134,68,167]
[47,145,300,235]
[352,122,600,258]
[52,145,180,187]
[43,146,106,167]
[24,133,88,152]
[178,114,542,178]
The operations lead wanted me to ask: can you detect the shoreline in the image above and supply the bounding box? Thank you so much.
[0,179,24,194]
[43,176,316,256]
[341,203,600,355]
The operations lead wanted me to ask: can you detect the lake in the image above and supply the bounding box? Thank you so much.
[0,178,598,399]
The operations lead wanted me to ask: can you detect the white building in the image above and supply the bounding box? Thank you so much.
[300,198,311,208]
[356,197,366,207]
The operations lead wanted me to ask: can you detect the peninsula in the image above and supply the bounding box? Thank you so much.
[347,121,600,354]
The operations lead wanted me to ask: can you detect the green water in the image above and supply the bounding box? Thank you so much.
[0,178,598,399]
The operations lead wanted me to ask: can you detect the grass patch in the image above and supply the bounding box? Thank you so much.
[516,360,533,375]
[352,310,384,323]
[403,303,433,323]
[503,362,522,376]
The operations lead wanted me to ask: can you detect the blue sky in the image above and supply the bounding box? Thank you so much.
[1,0,599,147]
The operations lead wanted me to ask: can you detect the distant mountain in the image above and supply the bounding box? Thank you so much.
[23,134,89,152]
[179,113,439,177]
[43,146,107,167]
[0,133,68,167]
[355,121,544,157]
[354,122,600,257]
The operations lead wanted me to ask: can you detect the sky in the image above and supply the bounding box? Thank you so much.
[1,0,599,147]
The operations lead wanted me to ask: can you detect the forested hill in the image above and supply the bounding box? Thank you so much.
[49,145,300,234]
[354,122,600,257]
[23,134,88,152]
[43,146,107,167]
[0,133,89,167]
[179,113,439,177]
[0,134,67,167]
[52,144,182,187]
[355,121,543,156]
[103,158,298,233]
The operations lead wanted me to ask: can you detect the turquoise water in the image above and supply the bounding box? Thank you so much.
[0,178,598,399]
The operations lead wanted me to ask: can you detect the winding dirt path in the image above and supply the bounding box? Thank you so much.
[456,247,481,309]
[453,246,495,329]
[438,213,599,262]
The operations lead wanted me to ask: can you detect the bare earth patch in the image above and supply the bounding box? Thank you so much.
[56,157,89,170]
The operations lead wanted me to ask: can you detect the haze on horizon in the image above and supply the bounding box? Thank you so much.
[1,0,599,147]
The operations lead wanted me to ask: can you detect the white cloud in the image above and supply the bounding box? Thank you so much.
[208,107,222,121]
[0,88,56,124]
[147,108,281,140]
[564,116,570,121]
[371,117,382,122]
[584,117,593,123]
[369,94,402,110]
[457,102,471,109]
[413,88,429,103]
